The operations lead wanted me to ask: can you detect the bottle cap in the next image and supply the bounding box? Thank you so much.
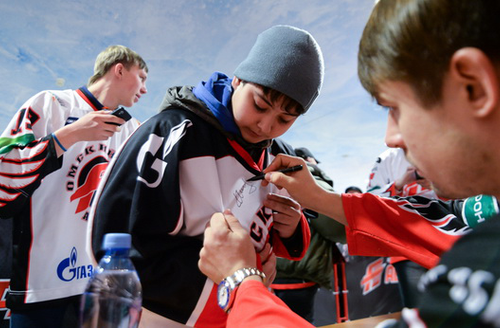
[102,233,131,250]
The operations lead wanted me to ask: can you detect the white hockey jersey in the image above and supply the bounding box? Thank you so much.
[367,147,437,198]
[0,87,139,309]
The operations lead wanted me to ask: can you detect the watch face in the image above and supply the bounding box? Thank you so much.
[217,282,230,309]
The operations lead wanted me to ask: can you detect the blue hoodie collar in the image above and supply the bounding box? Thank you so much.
[192,72,241,136]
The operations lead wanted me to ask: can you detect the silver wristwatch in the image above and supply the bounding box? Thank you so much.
[217,267,266,312]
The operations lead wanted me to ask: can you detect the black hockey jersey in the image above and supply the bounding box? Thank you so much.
[88,76,309,327]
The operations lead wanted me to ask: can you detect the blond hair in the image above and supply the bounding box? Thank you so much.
[88,45,148,86]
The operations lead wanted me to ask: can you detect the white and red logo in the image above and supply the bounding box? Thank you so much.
[0,279,11,321]
[360,258,399,295]
[66,144,117,221]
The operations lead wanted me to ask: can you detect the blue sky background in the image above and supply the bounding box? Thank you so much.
[0,0,389,193]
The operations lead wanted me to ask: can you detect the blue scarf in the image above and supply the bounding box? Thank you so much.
[192,72,241,136]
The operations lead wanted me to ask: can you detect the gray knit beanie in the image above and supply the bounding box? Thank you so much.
[234,25,324,112]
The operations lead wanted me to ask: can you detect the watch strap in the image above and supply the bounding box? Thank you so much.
[226,267,266,288]
[218,267,266,312]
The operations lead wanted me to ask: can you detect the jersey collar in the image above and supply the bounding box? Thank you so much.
[76,86,106,111]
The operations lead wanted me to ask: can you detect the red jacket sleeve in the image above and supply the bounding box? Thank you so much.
[343,193,467,269]
[227,280,313,328]
[271,213,310,260]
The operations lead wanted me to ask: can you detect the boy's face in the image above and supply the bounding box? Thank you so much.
[231,77,299,144]
[377,78,489,199]
[117,64,148,108]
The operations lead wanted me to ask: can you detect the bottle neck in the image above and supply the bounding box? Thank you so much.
[98,247,136,271]
[104,248,130,258]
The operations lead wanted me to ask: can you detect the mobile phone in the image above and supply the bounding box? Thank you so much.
[107,107,132,126]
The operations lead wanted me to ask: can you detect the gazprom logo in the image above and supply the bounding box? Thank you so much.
[56,247,94,282]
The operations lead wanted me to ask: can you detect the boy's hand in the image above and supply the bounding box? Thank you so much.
[199,210,256,284]
[264,193,301,239]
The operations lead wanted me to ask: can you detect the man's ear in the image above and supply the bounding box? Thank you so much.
[113,63,125,79]
[450,48,500,118]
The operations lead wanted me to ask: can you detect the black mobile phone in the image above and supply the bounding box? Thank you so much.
[107,107,132,126]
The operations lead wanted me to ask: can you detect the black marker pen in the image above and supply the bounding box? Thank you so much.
[246,165,303,182]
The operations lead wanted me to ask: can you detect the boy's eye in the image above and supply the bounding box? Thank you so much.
[279,117,292,124]
[255,104,266,112]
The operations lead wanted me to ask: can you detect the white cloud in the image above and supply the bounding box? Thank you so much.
[0,0,384,193]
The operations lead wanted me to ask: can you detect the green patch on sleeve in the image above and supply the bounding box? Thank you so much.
[462,195,499,228]
[0,134,36,155]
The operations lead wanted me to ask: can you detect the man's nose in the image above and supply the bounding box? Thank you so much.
[385,113,405,149]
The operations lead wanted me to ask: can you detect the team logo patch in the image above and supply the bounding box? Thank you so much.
[0,279,10,321]
[360,258,398,295]
[56,247,93,282]
[70,158,108,215]
[66,144,117,221]
[462,195,499,228]
[137,119,193,188]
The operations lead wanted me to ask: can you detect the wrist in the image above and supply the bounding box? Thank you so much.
[241,275,264,284]
[317,191,347,225]
[217,267,266,313]
[306,184,329,213]
[54,125,79,150]
[52,133,67,152]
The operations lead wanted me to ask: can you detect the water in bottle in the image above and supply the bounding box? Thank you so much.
[80,233,142,328]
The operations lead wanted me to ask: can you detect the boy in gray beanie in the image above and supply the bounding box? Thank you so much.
[235,25,324,112]
[89,25,323,326]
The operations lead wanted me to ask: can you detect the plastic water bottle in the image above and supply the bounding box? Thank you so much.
[80,233,142,327]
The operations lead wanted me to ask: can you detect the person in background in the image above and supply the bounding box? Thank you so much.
[0,217,11,328]
[345,186,362,194]
[0,45,148,327]
[366,147,436,308]
[295,147,334,188]
[88,25,323,327]
[367,147,435,199]
[199,0,500,326]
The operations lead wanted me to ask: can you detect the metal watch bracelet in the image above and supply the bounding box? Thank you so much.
[218,267,266,312]
[225,267,266,288]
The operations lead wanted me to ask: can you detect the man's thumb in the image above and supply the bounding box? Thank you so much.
[223,209,244,231]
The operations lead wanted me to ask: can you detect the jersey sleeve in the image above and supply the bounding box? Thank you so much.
[271,213,310,260]
[89,112,212,322]
[0,92,62,219]
[227,280,313,328]
[267,138,310,260]
[342,193,470,269]
[90,112,190,251]
[404,217,500,327]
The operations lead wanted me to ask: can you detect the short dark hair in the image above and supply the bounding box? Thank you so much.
[345,186,362,194]
[242,81,305,115]
[358,0,500,108]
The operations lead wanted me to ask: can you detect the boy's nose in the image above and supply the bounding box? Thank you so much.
[257,116,273,135]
